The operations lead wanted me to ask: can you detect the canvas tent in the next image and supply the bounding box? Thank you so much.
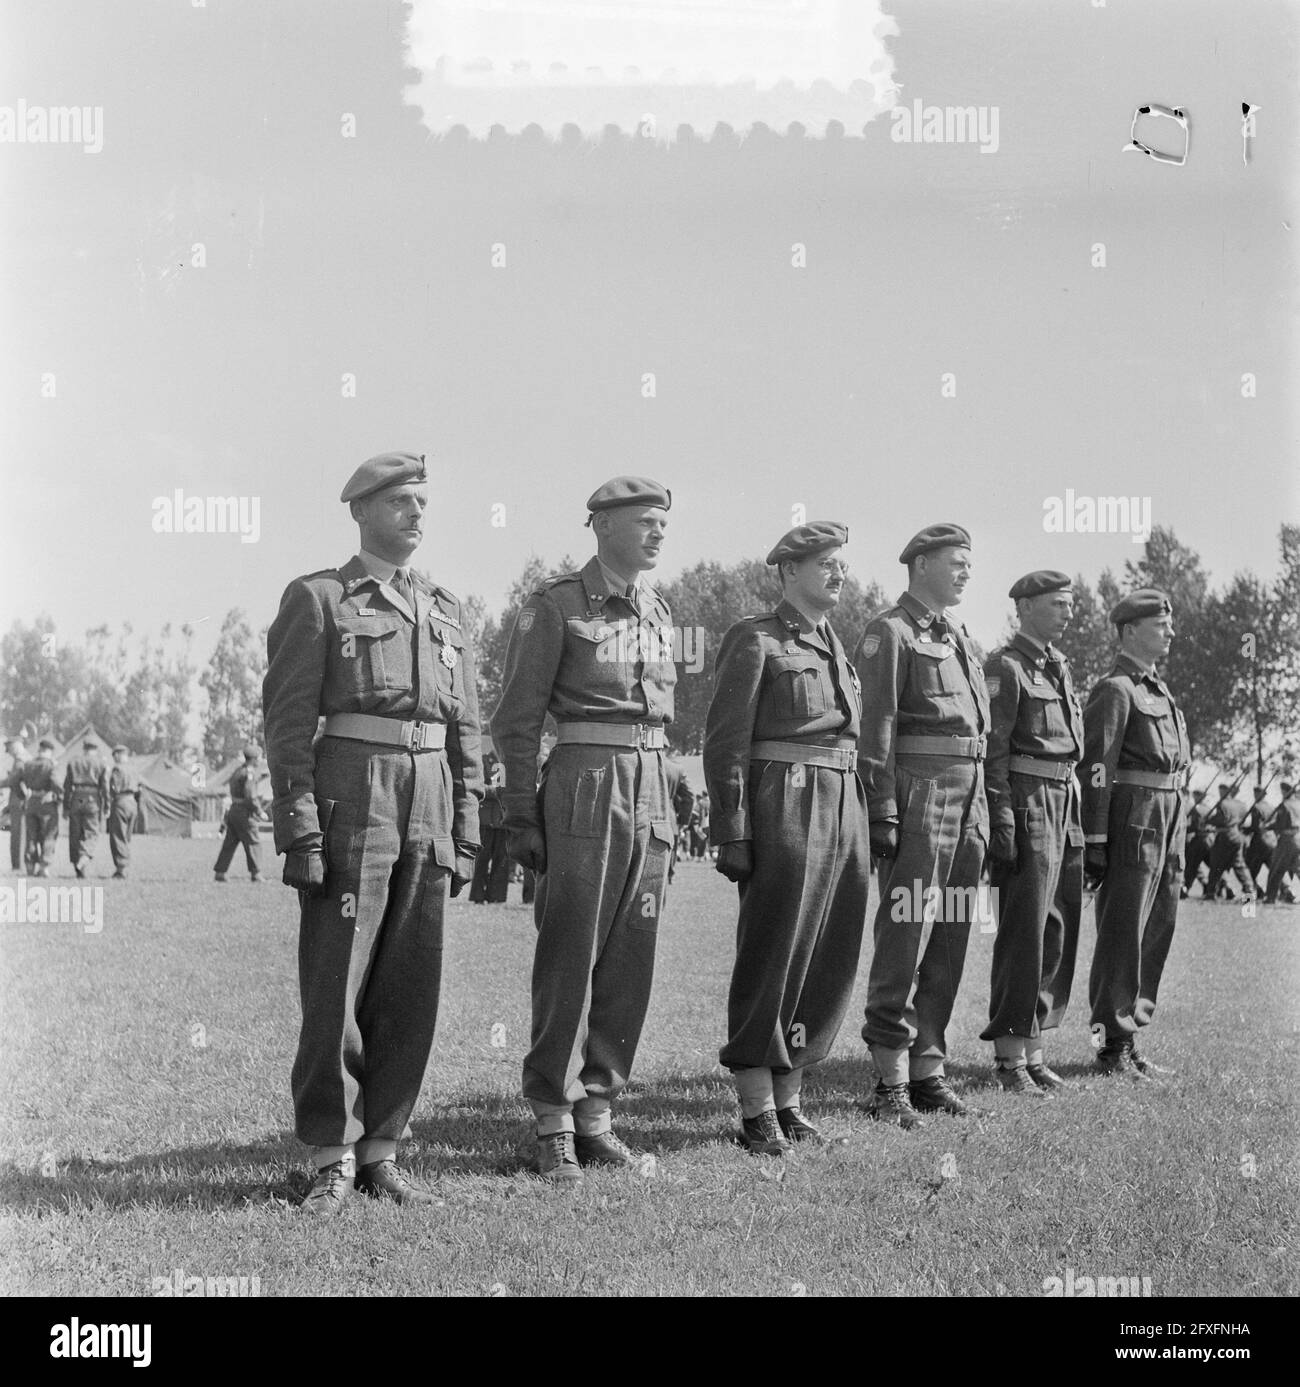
[132,753,199,837]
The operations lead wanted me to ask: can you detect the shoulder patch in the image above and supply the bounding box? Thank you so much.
[985,675,1002,700]
[517,609,536,633]
[858,635,882,658]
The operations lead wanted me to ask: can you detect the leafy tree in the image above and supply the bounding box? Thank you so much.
[0,617,89,740]
[199,609,267,764]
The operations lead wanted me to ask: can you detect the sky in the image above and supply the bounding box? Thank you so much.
[1,0,1297,676]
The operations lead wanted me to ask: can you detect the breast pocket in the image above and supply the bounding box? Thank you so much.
[766,654,829,718]
[430,622,468,707]
[912,643,964,697]
[336,614,412,693]
[1023,684,1064,736]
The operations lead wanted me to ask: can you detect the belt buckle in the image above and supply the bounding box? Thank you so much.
[407,721,426,750]
[638,724,661,750]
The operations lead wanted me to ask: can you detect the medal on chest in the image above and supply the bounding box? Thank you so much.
[440,644,458,669]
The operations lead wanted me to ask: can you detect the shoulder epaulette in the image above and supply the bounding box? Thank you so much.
[535,571,583,594]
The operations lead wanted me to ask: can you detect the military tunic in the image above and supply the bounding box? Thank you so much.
[1204,794,1254,898]
[492,556,676,1115]
[264,553,482,1149]
[1243,799,1278,889]
[21,757,60,873]
[705,600,869,1072]
[980,633,1084,1043]
[214,762,265,879]
[64,752,108,870]
[1082,652,1189,1037]
[1264,793,1300,902]
[854,591,990,1064]
[3,755,25,870]
[1183,800,1215,893]
[106,763,140,873]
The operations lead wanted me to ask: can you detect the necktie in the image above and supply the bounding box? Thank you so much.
[393,568,416,613]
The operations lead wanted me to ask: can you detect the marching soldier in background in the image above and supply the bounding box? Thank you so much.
[4,735,26,873]
[64,737,108,878]
[1263,782,1300,905]
[853,523,989,1129]
[264,451,483,1213]
[980,572,1084,1097]
[469,753,509,903]
[705,522,869,1154]
[1181,788,1215,899]
[663,749,695,885]
[22,737,61,877]
[1082,589,1189,1080]
[214,745,265,883]
[106,744,141,879]
[1203,781,1254,902]
[493,476,676,1185]
[1243,785,1277,896]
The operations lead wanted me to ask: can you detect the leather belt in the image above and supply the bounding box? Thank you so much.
[1008,755,1076,782]
[554,721,666,750]
[1114,767,1183,790]
[323,712,446,751]
[896,734,987,761]
[751,740,856,771]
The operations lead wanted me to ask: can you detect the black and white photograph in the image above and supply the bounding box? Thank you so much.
[1,0,1296,1342]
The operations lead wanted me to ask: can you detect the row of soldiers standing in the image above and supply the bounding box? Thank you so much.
[2,735,141,878]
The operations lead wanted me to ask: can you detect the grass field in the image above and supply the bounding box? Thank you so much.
[1,837,1296,1299]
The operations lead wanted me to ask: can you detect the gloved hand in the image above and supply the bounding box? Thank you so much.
[989,823,1018,868]
[1084,843,1108,887]
[449,840,477,898]
[715,841,753,883]
[869,821,899,861]
[506,826,547,875]
[283,847,327,897]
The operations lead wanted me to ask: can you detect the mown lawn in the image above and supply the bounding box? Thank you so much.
[1,838,1296,1298]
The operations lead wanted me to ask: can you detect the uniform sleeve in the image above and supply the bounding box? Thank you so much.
[1081,677,1130,843]
[263,578,328,854]
[855,619,906,822]
[984,652,1020,832]
[703,621,765,845]
[492,591,565,832]
[62,764,73,812]
[447,615,484,847]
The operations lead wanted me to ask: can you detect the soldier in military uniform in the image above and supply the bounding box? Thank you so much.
[663,750,695,885]
[853,523,989,1129]
[214,746,265,882]
[980,572,1084,1097]
[493,477,676,1184]
[21,737,61,877]
[3,736,26,873]
[1263,782,1300,904]
[64,738,108,878]
[106,745,141,879]
[263,451,483,1213]
[1203,782,1254,902]
[469,753,509,903]
[1181,789,1215,899]
[705,522,869,1154]
[1082,589,1189,1080]
[1243,786,1277,897]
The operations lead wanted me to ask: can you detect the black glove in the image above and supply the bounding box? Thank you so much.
[1084,843,1108,888]
[869,821,899,861]
[989,823,1018,869]
[506,825,547,875]
[715,841,753,883]
[449,840,477,898]
[283,847,327,897]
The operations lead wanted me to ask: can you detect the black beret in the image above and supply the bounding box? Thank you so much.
[243,745,261,761]
[112,744,128,754]
[83,738,98,749]
[1009,570,1072,601]
[1109,588,1172,627]
[586,476,671,513]
[340,452,428,504]
[39,736,56,749]
[766,521,848,566]
[899,522,972,565]
[1281,782,1294,795]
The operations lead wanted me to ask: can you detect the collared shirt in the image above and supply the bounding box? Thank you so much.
[492,554,676,830]
[983,630,1084,832]
[596,557,644,605]
[703,599,860,844]
[852,589,989,822]
[1081,650,1189,842]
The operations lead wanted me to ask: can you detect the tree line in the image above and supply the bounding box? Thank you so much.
[3,525,1296,777]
